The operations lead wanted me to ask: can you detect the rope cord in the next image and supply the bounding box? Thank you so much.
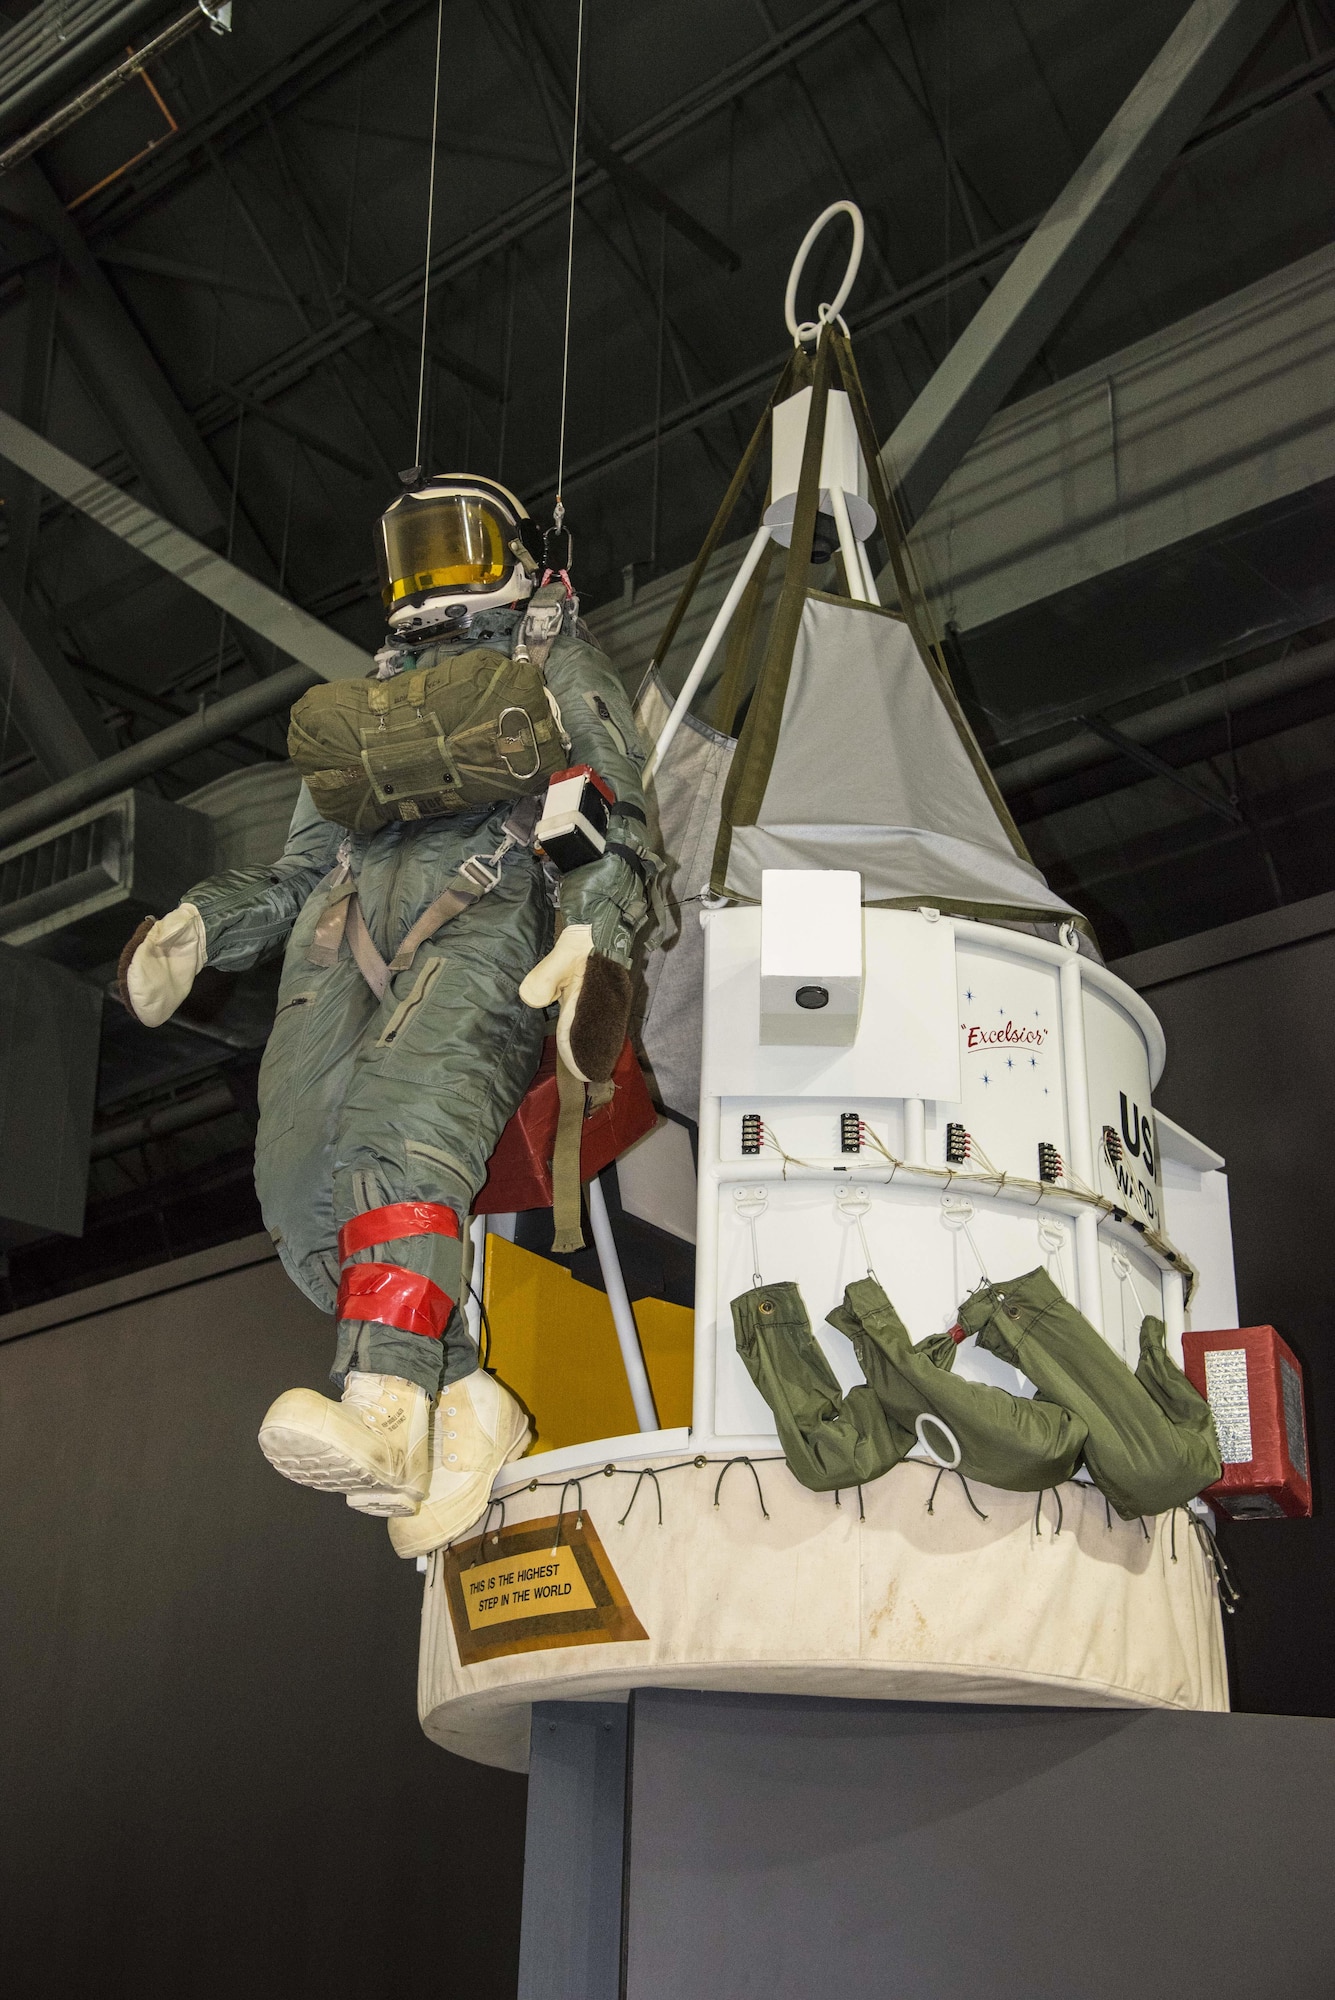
[738,1119,1198,1305]
[553,0,587,524]
[423,1458,1208,1570]
[413,0,446,471]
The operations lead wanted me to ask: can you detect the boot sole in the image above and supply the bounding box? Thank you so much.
[389,1420,532,1562]
[259,1421,421,1502]
[346,1487,421,1519]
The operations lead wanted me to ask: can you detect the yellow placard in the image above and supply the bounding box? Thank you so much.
[442,1513,649,1664]
[457,1545,596,1630]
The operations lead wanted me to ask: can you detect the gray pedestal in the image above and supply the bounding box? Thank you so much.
[519,1689,1335,2000]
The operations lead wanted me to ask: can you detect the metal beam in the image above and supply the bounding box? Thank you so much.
[292,39,1334,522]
[340,289,504,402]
[879,0,1291,527]
[2,162,228,546]
[0,0,173,137]
[0,6,218,177]
[1077,712,1244,823]
[995,636,1335,794]
[182,0,888,438]
[0,406,374,681]
[0,254,117,771]
[96,247,289,305]
[214,384,373,482]
[582,131,741,274]
[0,592,109,777]
[0,660,317,849]
[1,163,304,687]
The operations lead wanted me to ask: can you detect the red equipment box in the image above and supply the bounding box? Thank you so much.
[1182,1325,1312,1520]
[473,1036,657,1214]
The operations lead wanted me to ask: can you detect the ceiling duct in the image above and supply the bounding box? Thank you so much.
[0,787,215,970]
[0,939,101,1245]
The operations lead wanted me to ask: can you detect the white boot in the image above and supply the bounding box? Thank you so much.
[388,1370,530,1560]
[258,1372,431,1512]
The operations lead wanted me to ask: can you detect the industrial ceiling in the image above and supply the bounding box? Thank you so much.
[0,0,1332,1299]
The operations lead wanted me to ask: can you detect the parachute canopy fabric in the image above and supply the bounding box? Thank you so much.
[712,588,1078,922]
[635,674,733,1119]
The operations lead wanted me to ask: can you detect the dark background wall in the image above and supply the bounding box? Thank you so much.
[1134,913,1335,1717]
[0,1238,527,2000]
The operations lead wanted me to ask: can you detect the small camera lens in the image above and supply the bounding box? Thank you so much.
[795,985,829,1010]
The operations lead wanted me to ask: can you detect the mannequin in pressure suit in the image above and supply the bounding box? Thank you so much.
[122,475,662,1558]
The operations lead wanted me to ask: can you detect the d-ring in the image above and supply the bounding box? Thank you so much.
[784,200,865,345]
[914,1412,962,1470]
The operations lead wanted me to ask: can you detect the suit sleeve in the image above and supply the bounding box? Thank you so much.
[542,634,666,966]
[183,781,344,972]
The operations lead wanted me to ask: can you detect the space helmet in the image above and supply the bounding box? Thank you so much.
[374,472,543,633]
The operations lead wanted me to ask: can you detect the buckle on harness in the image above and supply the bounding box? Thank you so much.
[459,851,504,895]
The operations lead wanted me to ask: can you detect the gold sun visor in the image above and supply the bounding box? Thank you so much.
[375,489,512,608]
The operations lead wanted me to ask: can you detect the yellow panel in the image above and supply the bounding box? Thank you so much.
[631,1297,694,1430]
[482,1236,694,1451]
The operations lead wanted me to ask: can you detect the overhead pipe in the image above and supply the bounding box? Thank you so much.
[0,660,316,849]
[0,0,188,138]
[994,636,1335,796]
[0,6,227,179]
[90,1081,236,1159]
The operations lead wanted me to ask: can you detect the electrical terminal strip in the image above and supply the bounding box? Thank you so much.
[741,1112,763,1156]
[945,1121,971,1166]
[1037,1141,1065,1184]
[840,1111,863,1154]
[1102,1124,1122,1164]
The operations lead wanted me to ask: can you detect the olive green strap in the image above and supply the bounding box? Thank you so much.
[550,1050,587,1254]
[715,328,834,850]
[646,347,809,687]
[710,532,775,737]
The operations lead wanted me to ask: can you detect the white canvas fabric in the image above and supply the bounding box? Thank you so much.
[635,675,736,1118]
[718,592,1077,920]
[419,1455,1229,1771]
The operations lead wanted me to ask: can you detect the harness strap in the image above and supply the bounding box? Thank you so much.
[346,897,390,1000]
[338,1202,460,1263]
[335,1263,453,1340]
[336,793,546,998]
[550,1046,588,1254]
[605,840,649,887]
[387,884,477,972]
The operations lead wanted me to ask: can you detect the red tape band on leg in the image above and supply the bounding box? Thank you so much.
[335,1263,453,1341]
[338,1201,460,1263]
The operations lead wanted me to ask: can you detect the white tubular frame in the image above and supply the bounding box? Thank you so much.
[643,522,772,785]
[465,1213,487,1349]
[587,1173,659,1432]
[828,481,879,605]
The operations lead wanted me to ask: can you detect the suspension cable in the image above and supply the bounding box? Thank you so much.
[413,0,446,472]
[553,0,587,527]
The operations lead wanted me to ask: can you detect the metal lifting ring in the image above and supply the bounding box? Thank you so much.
[784,200,865,346]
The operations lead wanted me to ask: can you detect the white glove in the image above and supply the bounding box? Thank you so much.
[519,924,594,1080]
[121,903,208,1026]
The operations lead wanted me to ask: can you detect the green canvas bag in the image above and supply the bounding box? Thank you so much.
[957,1267,1222,1519]
[288,647,568,833]
[826,1278,1088,1493]
[731,1281,912,1492]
